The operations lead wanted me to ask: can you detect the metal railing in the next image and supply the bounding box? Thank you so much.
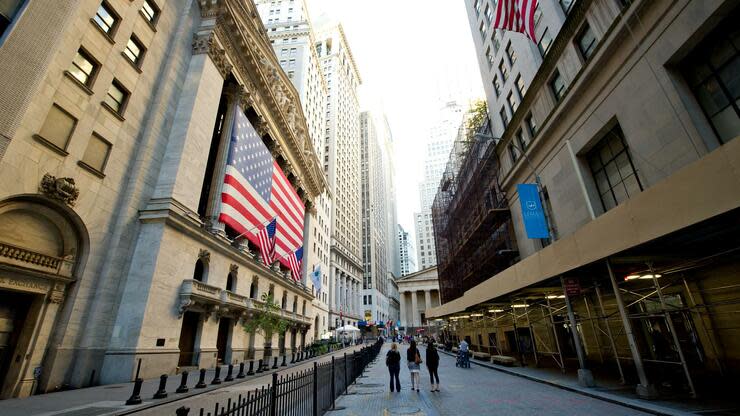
[176,340,382,416]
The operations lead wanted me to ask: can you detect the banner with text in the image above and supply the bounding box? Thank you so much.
[517,183,549,239]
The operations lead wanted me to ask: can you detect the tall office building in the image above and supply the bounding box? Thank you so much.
[381,116,401,279]
[398,224,417,276]
[256,0,332,337]
[414,101,464,270]
[463,0,567,137]
[360,111,395,324]
[314,20,363,329]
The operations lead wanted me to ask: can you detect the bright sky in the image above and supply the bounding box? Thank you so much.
[309,0,484,241]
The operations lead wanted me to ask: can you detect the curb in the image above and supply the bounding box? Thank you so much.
[437,349,689,416]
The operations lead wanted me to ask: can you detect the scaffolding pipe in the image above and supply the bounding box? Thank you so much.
[594,284,625,384]
[647,263,696,398]
[562,277,595,386]
[525,304,539,367]
[607,259,657,398]
[545,296,565,373]
[583,294,604,364]
[682,277,724,376]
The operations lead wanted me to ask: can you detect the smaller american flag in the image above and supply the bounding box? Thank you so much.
[493,0,538,42]
[288,246,303,282]
[257,218,277,265]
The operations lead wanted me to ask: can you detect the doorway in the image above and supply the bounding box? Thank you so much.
[178,311,200,367]
[0,291,32,391]
[216,317,232,364]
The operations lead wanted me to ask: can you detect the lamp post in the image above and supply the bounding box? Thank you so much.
[473,132,554,242]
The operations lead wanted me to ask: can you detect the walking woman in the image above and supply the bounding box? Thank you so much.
[406,340,422,392]
[386,343,402,392]
[426,340,440,392]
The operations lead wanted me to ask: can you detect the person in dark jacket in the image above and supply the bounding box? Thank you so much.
[386,343,402,392]
[426,340,440,391]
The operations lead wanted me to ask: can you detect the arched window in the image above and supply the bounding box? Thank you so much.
[292,296,298,313]
[302,300,306,316]
[226,272,236,291]
[281,292,287,309]
[250,277,258,299]
[193,259,205,282]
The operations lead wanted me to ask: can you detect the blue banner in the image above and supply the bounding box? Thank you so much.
[517,184,550,239]
[311,266,321,294]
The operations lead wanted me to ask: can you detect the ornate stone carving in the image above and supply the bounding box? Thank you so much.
[40,173,79,206]
[178,298,194,317]
[192,32,232,79]
[48,290,65,304]
[198,249,211,263]
[230,264,239,274]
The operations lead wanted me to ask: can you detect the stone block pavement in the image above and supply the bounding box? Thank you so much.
[327,344,679,416]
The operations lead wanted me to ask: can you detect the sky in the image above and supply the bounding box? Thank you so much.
[308,0,485,241]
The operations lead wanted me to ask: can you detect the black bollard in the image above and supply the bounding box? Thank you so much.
[237,362,246,379]
[281,355,287,367]
[195,368,207,388]
[225,364,234,382]
[256,359,264,373]
[272,356,278,369]
[153,374,168,399]
[247,360,255,376]
[176,371,189,393]
[176,406,190,416]
[211,366,222,385]
[125,378,143,405]
[290,352,295,364]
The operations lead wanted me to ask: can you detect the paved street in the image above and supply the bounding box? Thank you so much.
[329,344,651,416]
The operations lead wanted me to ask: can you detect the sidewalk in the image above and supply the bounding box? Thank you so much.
[0,345,363,416]
[328,344,657,416]
[437,349,738,416]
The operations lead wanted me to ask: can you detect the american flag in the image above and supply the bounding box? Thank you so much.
[257,218,277,265]
[493,0,538,42]
[288,247,303,282]
[219,106,305,271]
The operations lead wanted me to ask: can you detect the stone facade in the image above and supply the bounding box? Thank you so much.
[396,267,441,330]
[0,0,324,398]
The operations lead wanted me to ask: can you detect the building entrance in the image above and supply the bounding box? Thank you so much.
[178,311,200,367]
[216,317,232,365]
[0,290,32,393]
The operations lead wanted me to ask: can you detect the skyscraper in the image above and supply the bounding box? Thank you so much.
[397,224,417,276]
[314,19,363,329]
[414,101,464,270]
[256,0,332,337]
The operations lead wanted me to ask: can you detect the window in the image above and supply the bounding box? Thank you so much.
[526,113,537,137]
[515,74,526,98]
[534,4,543,26]
[492,34,501,54]
[0,0,24,38]
[681,13,740,144]
[484,3,492,22]
[93,1,119,36]
[140,0,160,26]
[485,46,493,67]
[538,28,553,56]
[479,20,486,39]
[499,60,508,81]
[507,91,518,113]
[69,48,99,87]
[124,35,146,67]
[516,128,527,151]
[577,24,597,60]
[549,70,565,101]
[499,108,509,128]
[35,104,77,153]
[508,142,518,163]
[587,125,642,211]
[506,42,517,65]
[560,0,574,14]
[473,0,481,15]
[79,132,112,175]
[103,79,130,116]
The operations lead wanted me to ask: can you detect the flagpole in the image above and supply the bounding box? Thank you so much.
[232,217,275,241]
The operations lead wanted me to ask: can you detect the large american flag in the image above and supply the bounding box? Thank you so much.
[493,0,538,42]
[219,106,305,275]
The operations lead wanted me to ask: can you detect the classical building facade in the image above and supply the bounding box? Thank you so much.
[431,0,740,400]
[254,0,331,340]
[0,0,325,398]
[396,267,441,331]
[314,20,363,329]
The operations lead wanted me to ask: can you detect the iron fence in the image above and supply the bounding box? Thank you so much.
[177,340,382,416]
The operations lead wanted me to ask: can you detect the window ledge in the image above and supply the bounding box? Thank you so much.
[63,71,94,96]
[101,102,126,121]
[121,52,143,73]
[77,160,106,179]
[32,134,69,156]
[139,10,158,32]
[89,19,116,44]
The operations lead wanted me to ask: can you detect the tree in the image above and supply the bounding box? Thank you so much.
[243,293,289,340]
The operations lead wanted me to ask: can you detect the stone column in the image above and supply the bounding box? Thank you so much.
[424,290,432,314]
[399,291,407,327]
[411,291,419,327]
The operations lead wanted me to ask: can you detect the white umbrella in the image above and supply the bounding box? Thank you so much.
[320,331,332,340]
[336,325,360,332]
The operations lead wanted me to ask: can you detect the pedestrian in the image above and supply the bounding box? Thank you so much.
[426,340,440,392]
[406,340,422,392]
[386,343,402,392]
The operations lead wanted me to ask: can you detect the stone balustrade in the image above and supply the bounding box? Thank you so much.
[0,241,75,277]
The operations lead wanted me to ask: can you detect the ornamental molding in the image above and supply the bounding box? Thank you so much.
[192,32,233,79]
[39,173,79,206]
[198,249,211,263]
[230,264,239,274]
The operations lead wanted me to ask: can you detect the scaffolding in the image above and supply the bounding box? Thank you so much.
[432,121,518,303]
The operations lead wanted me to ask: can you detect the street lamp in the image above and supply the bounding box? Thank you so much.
[474,132,554,242]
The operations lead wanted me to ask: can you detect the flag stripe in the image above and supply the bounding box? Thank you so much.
[492,0,538,42]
